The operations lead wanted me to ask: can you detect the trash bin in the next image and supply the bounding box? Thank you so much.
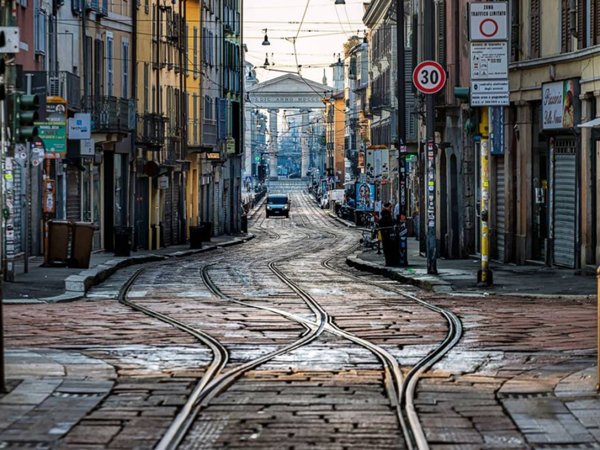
[114,226,133,257]
[199,222,212,242]
[45,220,71,266]
[189,225,203,249]
[241,215,248,233]
[383,228,400,267]
[70,222,95,268]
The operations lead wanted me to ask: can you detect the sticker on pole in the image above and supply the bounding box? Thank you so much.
[412,61,446,94]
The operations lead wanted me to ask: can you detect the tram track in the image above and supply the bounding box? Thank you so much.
[114,186,462,450]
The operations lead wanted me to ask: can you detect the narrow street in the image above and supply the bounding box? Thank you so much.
[3,181,599,449]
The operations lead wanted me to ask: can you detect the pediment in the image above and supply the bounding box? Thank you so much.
[247,74,332,96]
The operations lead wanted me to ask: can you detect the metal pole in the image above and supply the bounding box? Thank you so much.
[478,107,493,285]
[424,0,437,274]
[597,266,600,391]
[396,0,408,266]
[24,74,33,274]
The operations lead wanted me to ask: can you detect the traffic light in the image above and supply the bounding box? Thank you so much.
[11,93,39,143]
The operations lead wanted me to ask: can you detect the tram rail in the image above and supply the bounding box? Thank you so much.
[114,187,462,450]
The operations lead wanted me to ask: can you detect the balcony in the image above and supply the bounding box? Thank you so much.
[84,96,135,134]
[48,71,81,110]
[136,113,166,149]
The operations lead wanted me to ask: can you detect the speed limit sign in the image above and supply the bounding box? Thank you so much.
[412,60,446,94]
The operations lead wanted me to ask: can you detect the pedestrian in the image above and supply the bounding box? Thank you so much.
[379,202,399,266]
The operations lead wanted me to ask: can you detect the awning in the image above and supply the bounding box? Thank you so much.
[578,117,600,128]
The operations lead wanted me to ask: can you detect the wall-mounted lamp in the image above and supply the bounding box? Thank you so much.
[263,53,270,66]
[262,28,270,46]
[335,0,346,4]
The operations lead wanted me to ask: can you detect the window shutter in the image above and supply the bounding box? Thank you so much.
[530,0,540,58]
[561,0,570,52]
[577,0,585,48]
[436,0,447,69]
[217,98,227,141]
[593,0,600,45]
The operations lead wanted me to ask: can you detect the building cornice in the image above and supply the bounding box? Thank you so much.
[510,45,600,71]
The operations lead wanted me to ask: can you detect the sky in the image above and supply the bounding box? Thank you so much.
[243,0,370,85]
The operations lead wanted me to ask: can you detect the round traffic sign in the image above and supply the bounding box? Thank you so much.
[412,61,446,94]
[479,18,499,38]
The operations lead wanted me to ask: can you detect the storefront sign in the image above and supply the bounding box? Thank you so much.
[38,122,67,154]
[542,80,578,129]
[68,113,91,140]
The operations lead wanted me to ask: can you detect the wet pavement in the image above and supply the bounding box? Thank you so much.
[1,187,599,449]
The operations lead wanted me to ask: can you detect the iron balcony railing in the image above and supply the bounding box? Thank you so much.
[136,113,166,149]
[84,96,135,134]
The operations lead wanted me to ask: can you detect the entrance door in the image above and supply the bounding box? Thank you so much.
[135,177,149,250]
[552,136,578,268]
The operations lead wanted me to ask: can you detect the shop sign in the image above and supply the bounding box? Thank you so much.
[542,80,578,130]
[68,113,91,140]
[38,122,67,154]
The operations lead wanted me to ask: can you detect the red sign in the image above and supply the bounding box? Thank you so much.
[412,61,446,94]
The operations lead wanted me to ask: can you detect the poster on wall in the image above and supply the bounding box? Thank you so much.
[355,182,375,211]
[542,79,579,130]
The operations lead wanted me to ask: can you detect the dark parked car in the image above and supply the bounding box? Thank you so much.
[266,194,290,218]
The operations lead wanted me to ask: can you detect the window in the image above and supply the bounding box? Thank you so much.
[204,95,213,121]
[193,94,198,144]
[106,34,114,96]
[143,63,149,112]
[34,2,46,54]
[193,27,198,77]
[121,40,129,98]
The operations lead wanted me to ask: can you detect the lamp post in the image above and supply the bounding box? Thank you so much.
[396,0,408,266]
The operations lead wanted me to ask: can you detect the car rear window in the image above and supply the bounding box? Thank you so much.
[268,196,288,205]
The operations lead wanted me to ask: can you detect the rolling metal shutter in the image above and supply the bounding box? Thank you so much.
[553,138,577,268]
[495,157,505,262]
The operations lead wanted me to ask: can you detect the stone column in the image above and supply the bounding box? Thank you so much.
[269,109,278,179]
[301,109,310,179]
[244,106,253,179]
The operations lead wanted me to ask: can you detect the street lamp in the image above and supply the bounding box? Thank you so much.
[262,29,270,46]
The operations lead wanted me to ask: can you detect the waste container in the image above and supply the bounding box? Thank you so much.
[383,228,400,267]
[70,222,95,268]
[199,222,212,242]
[45,220,71,266]
[189,225,203,249]
[114,226,133,257]
[241,214,248,233]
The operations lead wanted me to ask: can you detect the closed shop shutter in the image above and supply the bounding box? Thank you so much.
[495,157,506,262]
[163,180,173,247]
[172,173,181,244]
[553,138,577,268]
[13,164,22,254]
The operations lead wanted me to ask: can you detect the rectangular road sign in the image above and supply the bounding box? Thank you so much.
[470,80,509,106]
[470,42,508,80]
[469,2,508,41]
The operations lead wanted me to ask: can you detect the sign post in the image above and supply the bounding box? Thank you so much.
[469,1,509,285]
[413,59,445,274]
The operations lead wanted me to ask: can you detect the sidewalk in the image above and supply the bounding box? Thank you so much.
[2,233,254,304]
[337,214,598,298]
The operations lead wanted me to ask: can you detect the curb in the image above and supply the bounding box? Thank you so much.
[346,254,453,293]
[4,234,255,304]
[347,254,596,299]
[327,212,355,228]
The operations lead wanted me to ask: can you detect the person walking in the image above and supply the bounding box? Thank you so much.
[379,202,399,266]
